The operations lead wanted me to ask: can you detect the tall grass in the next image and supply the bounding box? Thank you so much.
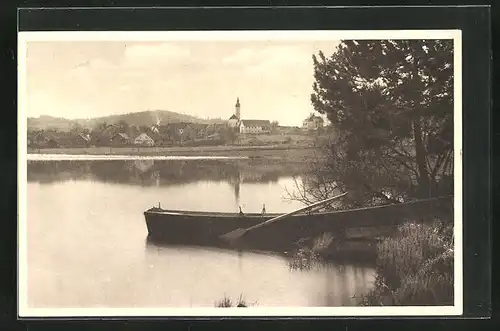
[215,294,249,307]
[359,220,454,306]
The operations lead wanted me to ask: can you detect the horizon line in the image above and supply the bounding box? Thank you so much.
[27,109,226,121]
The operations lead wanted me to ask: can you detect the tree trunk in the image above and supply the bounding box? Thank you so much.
[412,117,431,198]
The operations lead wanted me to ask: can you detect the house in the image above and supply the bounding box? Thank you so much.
[101,125,118,138]
[134,133,155,146]
[168,122,197,142]
[67,132,92,147]
[239,120,271,134]
[90,124,118,146]
[149,125,175,146]
[302,114,324,131]
[110,133,131,146]
[79,133,91,143]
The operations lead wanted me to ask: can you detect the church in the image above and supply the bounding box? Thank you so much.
[227,97,271,134]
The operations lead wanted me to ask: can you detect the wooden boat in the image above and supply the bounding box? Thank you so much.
[144,195,453,253]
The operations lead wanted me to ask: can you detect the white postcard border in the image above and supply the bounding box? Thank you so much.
[17,29,463,317]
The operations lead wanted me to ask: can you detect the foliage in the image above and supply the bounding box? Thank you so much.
[359,220,454,306]
[220,127,238,144]
[288,233,334,271]
[298,40,454,208]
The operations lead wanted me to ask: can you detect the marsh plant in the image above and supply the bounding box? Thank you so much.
[215,294,250,308]
[359,220,454,306]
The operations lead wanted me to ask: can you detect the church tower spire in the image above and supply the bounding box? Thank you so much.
[235,97,241,120]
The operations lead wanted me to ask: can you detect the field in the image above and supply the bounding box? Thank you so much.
[235,133,316,145]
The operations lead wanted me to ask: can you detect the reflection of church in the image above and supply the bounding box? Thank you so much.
[226,167,280,208]
[228,172,241,205]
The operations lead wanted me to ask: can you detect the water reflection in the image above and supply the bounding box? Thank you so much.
[26,159,376,308]
[142,240,375,307]
[28,160,309,210]
[28,159,306,187]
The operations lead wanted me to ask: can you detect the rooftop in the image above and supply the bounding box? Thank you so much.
[114,132,130,140]
[240,119,271,126]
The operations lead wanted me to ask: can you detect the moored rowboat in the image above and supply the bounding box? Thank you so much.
[144,195,453,253]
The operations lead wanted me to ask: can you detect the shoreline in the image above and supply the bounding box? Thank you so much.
[26,145,321,161]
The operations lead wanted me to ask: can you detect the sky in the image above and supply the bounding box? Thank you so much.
[24,40,340,126]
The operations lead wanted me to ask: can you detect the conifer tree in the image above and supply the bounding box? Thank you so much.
[309,40,454,206]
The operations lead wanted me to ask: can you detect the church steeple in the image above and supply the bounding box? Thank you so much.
[235,97,241,120]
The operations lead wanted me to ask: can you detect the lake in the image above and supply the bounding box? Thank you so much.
[25,159,376,308]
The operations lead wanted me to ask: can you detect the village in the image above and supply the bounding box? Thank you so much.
[27,98,327,150]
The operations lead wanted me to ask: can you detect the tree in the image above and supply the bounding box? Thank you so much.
[90,122,109,146]
[117,120,129,133]
[70,122,83,134]
[296,40,454,208]
[271,120,279,133]
[220,126,237,145]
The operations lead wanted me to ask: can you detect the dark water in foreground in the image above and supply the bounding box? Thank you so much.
[26,160,375,308]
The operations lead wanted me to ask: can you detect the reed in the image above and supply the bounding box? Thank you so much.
[215,294,248,307]
[359,219,454,306]
[215,295,233,307]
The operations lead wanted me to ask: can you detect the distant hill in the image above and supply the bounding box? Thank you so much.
[27,115,76,132]
[27,110,225,132]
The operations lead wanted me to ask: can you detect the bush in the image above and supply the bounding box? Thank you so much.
[359,220,454,306]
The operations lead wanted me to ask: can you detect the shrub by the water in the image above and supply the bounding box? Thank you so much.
[289,233,334,271]
[359,220,454,306]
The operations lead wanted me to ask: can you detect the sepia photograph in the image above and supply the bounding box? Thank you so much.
[18,30,462,317]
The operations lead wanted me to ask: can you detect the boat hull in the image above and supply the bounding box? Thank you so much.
[144,196,453,253]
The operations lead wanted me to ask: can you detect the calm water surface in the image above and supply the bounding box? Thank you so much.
[26,160,375,308]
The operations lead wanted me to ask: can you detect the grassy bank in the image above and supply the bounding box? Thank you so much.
[359,220,454,306]
[283,220,453,306]
[221,221,453,307]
